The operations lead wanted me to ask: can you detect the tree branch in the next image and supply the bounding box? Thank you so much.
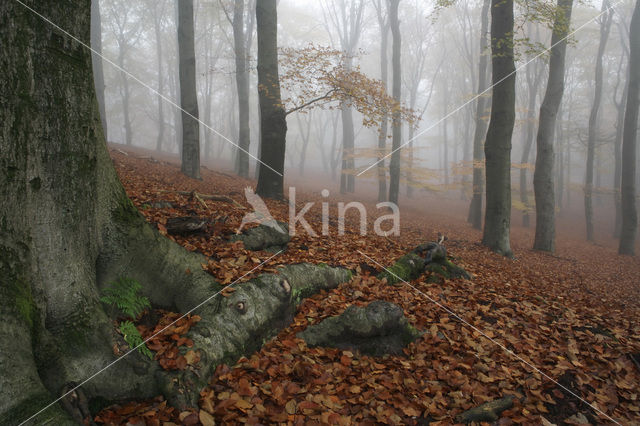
[284,89,338,116]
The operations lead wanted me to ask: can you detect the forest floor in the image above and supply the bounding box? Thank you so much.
[95,146,640,425]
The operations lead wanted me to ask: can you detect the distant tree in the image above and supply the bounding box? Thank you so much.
[613,18,630,238]
[255,0,287,199]
[619,0,640,255]
[533,0,574,252]
[148,0,168,152]
[468,0,491,230]
[482,0,516,257]
[585,0,613,241]
[91,0,107,141]
[373,0,390,202]
[177,0,201,179]
[388,0,402,205]
[106,0,142,146]
[229,0,254,178]
[321,0,365,194]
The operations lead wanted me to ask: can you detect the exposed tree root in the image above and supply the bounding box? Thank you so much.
[455,395,515,423]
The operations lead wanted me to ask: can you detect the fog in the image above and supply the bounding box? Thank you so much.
[96,0,636,237]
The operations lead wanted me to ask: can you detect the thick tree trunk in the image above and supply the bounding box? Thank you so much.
[619,0,640,255]
[388,0,402,205]
[468,0,491,230]
[178,0,201,179]
[255,0,287,200]
[533,0,573,252]
[234,0,251,178]
[91,0,107,142]
[0,7,357,424]
[585,0,612,242]
[482,0,515,257]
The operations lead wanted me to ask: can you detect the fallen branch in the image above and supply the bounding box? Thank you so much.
[158,190,246,209]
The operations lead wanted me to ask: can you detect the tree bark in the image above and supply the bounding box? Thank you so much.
[91,0,107,142]
[482,0,515,257]
[468,0,491,230]
[533,0,573,252]
[388,0,402,206]
[585,0,613,242]
[0,6,357,423]
[255,0,287,199]
[619,0,640,255]
[177,0,201,179]
[234,0,251,178]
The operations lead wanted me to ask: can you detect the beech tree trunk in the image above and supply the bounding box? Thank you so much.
[585,0,613,241]
[255,0,287,200]
[533,0,573,252]
[1,5,356,424]
[177,0,201,179]
[482,0,516,257]
[91,0,107,142]
[388,0,402,205]
[619,0,640,255]
[234,0,251,178]
[468,0,491,230]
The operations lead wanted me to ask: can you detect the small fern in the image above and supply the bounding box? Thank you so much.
[100,278,151,319]
[118,321,154,359]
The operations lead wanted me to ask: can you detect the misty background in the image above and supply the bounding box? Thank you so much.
[94,0,635,227]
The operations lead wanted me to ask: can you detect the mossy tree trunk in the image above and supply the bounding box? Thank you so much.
[0,2,352,424]
[533,0,573,253]
[255,0,287,200]
[482,0,516,257]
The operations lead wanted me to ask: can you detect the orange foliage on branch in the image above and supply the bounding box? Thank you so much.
[278,44,417,129]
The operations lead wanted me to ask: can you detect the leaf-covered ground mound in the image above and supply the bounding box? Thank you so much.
[94,146,640,425]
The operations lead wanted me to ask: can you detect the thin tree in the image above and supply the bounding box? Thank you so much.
[232,0,252,178]
[482,0,516,257]
[619,0,640,255]
[468,0,491,230]
[177,0,201,179]
[373,0,390,202]
[585,0,613,241]
[388,0,402,205]
[321,0,365,194]
[255,0,287,199]
[150,0,167,152]
[533,0,574,252]
[613,18,630,238]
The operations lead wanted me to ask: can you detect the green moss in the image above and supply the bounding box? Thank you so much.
[113,195,143,226]
[377,254,424,285]
[13,281,36,329]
